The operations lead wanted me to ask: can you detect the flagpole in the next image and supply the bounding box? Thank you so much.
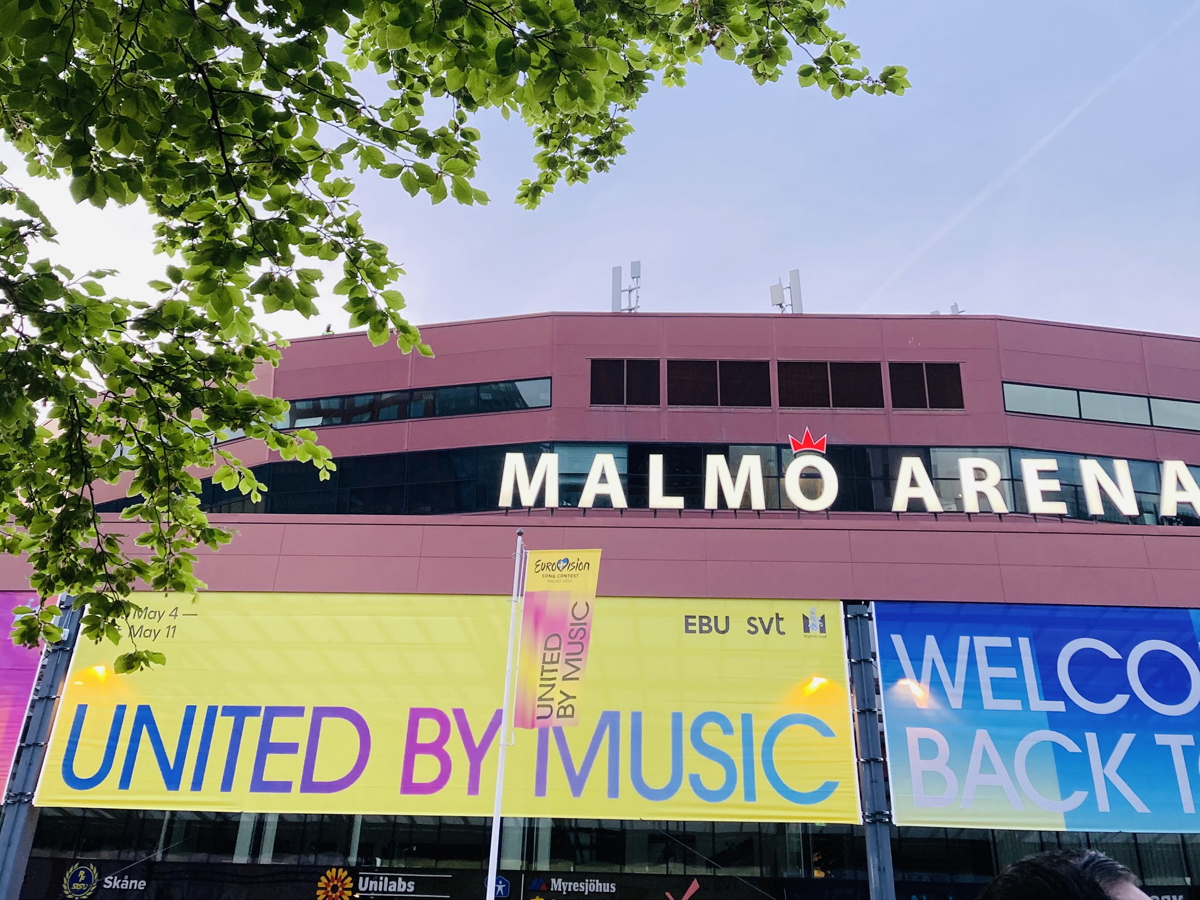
[486,529,526,900]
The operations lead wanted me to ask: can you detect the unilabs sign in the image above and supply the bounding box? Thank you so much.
[37,593,859,823]
[498,430,1200,517]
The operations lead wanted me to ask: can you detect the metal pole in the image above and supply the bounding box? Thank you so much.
[0,596,83,897]
[845,602,896,900]
[486,530,526,900]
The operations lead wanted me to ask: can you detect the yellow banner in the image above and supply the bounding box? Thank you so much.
[36,593,859,823]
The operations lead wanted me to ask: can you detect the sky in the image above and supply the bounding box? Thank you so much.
[4,0,1199,339]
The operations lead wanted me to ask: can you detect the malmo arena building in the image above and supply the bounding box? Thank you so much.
[7,311,1200,900]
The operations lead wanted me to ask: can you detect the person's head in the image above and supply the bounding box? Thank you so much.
[978,849,1150,900]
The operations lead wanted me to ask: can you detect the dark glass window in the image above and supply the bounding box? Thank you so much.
[718,361,771,407]
[667,360,719,406]
[926,363,965,409]
[514,378,551,409]
[344,485,405,514]
[435,384,478,417]
[268,461,326,494]
[376,391,408,421]
[830,363,884,408]
[279,379,548,431]
[591,359,625,405]
[268,490,337,515]
[479,379,549,412]
[345,393,376,423]
[144,438,1171,528]
[889,363,928,409]
[625,359,660,406]
[778,362,830,408]
[409,390,436,418]
[289,397,343,428]
[338,455,406,488]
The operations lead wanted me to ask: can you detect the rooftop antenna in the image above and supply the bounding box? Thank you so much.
[929,303,966,316]
[611,262,641,312]
[769,268,803,313]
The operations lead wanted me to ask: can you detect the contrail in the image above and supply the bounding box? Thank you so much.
[860,1,1200,311]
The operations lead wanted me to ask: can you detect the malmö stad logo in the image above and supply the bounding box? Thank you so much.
[802,606,826,636]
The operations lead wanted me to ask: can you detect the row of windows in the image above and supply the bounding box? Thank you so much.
[280,378,551,429]
[590,359,965,410]
[1004,381,1200,431]
[94,442,1191,524]
[30,809,1200,887]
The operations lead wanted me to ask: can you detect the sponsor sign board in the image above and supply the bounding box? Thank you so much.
[22,860,913,900]
[876,600,1200,831]
[37,593,858,823]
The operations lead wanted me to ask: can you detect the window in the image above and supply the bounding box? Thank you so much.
[829,363,885,408]
[1003,383,1080,418]
[888,363,927,409]
[889,362,965,410]
[1151,397,1200,432]
[778,362,830,407]
[625,360,660,406]
[926,363,965,409]
[1080,391,1150,426]
[718,361,771,407]
[409,389,436,418]
[1003,381,1200,431]
[376,391,407,421]
[590,360,624,405]
[280,378,550,430]
[434,384,478,417]
[480,378,551,412]
[289,397,343,428]
[110,438,1166,525]
[590,360,658,406]
[668,360,772,407]
[667,360,719,406]
[344,393,376,423]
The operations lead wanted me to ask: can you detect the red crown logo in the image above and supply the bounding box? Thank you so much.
[789,428,827,455]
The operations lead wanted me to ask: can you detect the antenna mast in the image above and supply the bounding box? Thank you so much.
[769,268,803,313]
[611,261,642,312]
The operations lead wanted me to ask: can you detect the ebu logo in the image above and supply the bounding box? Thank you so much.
[533,557,591,575]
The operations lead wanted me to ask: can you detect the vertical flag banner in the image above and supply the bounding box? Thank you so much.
[35,592,859,823]
[515,550,601,729]
[0,591,43,792]
[875,600,1200,832]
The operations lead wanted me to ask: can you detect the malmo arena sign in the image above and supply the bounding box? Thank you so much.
[498,436,1200,516]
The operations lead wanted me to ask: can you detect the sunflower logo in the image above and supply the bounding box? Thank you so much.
[316,867,355,900]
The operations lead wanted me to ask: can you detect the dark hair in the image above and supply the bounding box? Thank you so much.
[978,849,1138,900]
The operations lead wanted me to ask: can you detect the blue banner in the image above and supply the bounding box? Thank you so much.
[875,601,1200,831]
